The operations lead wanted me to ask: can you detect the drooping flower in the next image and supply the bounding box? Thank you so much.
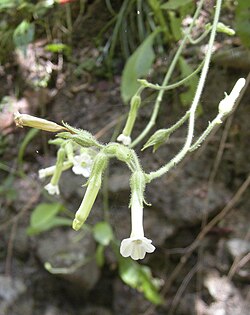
[71,153,93,177]
[44,183,60,195]
[120,236,155,260]
[120,184,155,260]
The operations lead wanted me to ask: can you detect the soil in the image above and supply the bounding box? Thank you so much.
[0,1,250,315]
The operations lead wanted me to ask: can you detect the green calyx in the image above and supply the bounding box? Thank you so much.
[142,129,171,152]
[57,122,103,148]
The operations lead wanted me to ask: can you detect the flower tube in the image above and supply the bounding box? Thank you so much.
[44,147,65,195]
[72,152,108,231]
[120,172,155,260]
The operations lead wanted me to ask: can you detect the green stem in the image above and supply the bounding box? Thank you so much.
[187,28,211,45]
[167,110,190,134]
[65,3,72,34]
[147,0,223,182]
[50,148,65,185]
[139,61,204,91]
[131,0,205,148]
[108,0,134,65]
[189,113,223,152]
[147,0,171,42]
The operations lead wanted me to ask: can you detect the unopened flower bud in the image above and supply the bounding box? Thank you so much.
[219,78,246,115]
[130,95,141,110]
[216,22,235,36]
[14,112,65,132]
[142,129,170,152]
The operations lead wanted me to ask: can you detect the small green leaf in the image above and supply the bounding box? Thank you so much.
[168,11,182,41]
[121,28,161,103]
[178,56,202,113]
[95,244,105,267]
[118,257,163,305]
[93,222,113,246]
[45,43,71,56]
[27,203,65,235]
[235,0,250,48]
[13,20,35,51]
[161,0,193,10]
[30,203,61,227]
[27,217,72,235]
[0,0,17,11]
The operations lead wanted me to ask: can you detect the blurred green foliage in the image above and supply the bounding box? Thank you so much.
[235,0,250,48]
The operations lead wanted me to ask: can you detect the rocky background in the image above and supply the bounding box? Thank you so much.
[0,1,250,314]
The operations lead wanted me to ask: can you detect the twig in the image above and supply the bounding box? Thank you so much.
[5,218,18,276]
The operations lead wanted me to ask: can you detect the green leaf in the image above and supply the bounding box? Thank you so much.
[168,11,182,41]
[93,222,113,246]
[45,43,71,57]
[95,244,105,267]
[235,0,250,48]
[13,20,35,51]
[27,217,72,235]
[118,257,163,305]
[161,0,193,10]
[0,0,18,11]
[27,203,69,235]
[178,56,201,113]
[121,28,161,103]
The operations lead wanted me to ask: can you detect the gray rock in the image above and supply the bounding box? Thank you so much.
[36,228,100,292]
[226,238,250,258]
[80,306,113,315]
[0,275,26,315]
[148,176,230,226]
[201,271,249,315]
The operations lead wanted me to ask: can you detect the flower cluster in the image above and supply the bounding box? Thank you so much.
[39,143,95,196]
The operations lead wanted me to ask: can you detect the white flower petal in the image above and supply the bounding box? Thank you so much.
[117,134,131,146]
[120,239,133,257]
[71,153,93,178]
[131,243,146,260]
[142,240,155,253]
[44,183,60,195]
[38,169,46,179]
[120,237,155,260]
[81,166,91,178]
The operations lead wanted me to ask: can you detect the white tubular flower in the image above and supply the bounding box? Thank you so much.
[44,183,60,195]
[14,111,66,132]
[117,134,131,146]
[39,166,55,179]
[120,192,155,260]
[71,153,93,178]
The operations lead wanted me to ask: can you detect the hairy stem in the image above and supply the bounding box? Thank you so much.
[147,0,223,182]
[131,0,205,148]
